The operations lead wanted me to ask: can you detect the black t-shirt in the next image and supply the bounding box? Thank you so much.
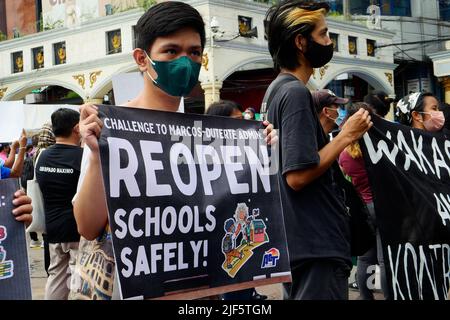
[36,144,83,243]
[265,74,351,267]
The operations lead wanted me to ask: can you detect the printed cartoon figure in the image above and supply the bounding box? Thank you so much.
[234,205,264,245]
[234,203,250,245]
[221,203,269,278]
[222,218,243,269]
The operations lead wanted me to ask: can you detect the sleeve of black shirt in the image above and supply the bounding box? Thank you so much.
[280,83,320,176]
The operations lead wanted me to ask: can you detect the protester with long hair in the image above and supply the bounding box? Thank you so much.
[263,0,372,300]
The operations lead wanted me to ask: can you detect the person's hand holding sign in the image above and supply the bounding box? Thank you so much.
[262,120,278,146]
[12,189,32,226]
[75,103,109,241]
[79,103,104,153]
[339,108,373,144]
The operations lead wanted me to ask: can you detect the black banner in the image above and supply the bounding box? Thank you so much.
[98,105,291,300]
[361,115,450,300]
[0,178,32,300]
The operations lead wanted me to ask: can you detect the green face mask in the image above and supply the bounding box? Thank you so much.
[145,52,201,97]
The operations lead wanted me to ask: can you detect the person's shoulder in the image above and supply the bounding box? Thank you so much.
[43,145,55,152]
[38,147,49,158]
[74,146,84,156]
[59,145,84,160]
[284,80,310,96]
[339,149,353,164]
[277,83,312,114]
[273,77,310,101]
[339,149,347,160]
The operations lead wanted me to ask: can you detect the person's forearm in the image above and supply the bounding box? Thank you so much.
[4,148,16,168]
[10,148,26,177]
[285,134,351,191]
[73,151,109,240]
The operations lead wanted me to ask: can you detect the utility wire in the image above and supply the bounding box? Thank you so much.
[393,44,420,61]
[215,34,241,42]
[375,37,450,48]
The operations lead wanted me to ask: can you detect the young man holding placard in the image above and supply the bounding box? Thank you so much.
[73,1,277,300]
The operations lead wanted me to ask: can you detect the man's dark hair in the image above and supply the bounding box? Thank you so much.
[136,1,206,52]
[346,102,374,119]
[264,0,329,71]
[414,92,437,113]
[363,90,392,117]
[51,108,80,138]
[206,100,242,117]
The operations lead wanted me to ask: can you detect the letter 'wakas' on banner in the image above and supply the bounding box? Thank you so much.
[361,115,450,300]
[0,178,32,300]
[97,105,291,300]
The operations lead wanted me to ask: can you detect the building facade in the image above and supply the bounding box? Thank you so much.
[0,0,397,113]
[328,0,450,101]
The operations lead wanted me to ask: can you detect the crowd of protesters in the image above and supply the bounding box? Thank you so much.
[2,0,450,301]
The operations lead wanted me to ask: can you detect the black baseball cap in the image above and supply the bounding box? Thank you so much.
[311,89,349,112]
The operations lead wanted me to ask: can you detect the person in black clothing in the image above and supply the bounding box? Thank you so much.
[36,108,83,300]
[263,0,372,300]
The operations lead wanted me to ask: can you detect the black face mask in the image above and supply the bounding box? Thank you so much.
[303,38,334,68]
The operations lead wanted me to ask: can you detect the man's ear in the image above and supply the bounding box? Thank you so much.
[73,123,80,134]
[295,34,307,52]
[133,48,148,72]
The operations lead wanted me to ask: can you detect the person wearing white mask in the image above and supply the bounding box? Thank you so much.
[243,107,256,120]
[395,92,444,132]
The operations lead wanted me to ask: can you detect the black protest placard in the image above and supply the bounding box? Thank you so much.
[361,115,450,300]
[0,178,32,300]
[97,105,291,300]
